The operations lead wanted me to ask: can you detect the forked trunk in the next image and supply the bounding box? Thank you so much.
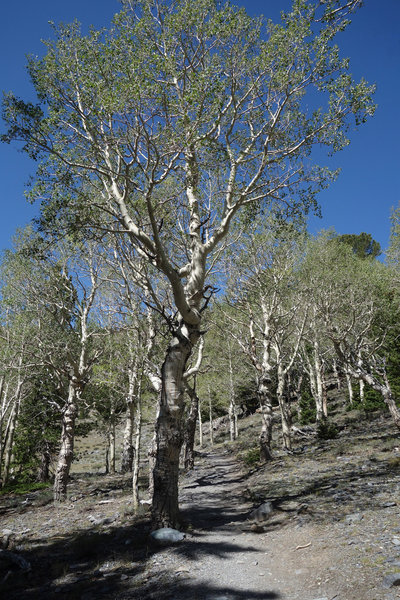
[54,383,78,502]
[151,323,199,528]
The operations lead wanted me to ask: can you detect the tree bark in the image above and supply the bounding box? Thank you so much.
[348,367,400,429]
[208,385,214,447]
[53,382,78,502]
[228,350,237,442]
[121,364,138,473]
[258,374,273,462]
[2,377,24,486]
[106,413,116,475]
[277,370,292,451]
[151,323,199,528]
[184,381,199,471]
[198,402,203,448]
[132,384,142,510]
[359,379,365,404]
[121,401,135,473]
[345,372,354,406]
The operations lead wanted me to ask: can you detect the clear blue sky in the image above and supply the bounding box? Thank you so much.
[1,1,399,255]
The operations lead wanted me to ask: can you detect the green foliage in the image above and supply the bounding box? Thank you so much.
[235,381,259,415]
[317,420,338,440]
[12,373,61,483]
[241,446,260,466]
[298,380,316,424]
[337,232,381,259]
[349,384,387,414]
[0,481,50,496]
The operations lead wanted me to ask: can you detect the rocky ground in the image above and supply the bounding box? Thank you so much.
[1,411,400,599]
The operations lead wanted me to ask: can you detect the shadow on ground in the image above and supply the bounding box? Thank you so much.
[0,514,276,599]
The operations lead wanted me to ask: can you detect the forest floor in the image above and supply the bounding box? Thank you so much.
[1,410,400,600]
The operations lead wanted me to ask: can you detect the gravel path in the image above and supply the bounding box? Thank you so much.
[1,428,400,600]
[141,448,400,600]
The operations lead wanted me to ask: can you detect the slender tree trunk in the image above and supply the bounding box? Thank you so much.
[121,401,134,473]
[314,352,326,422]
[198,402,203,448]
[346,373,354,406]
[184,381,199,471]
[322,379,328,419]
[0,375,6,482]
[107,421,116,475]
[54,382,78,502]
[132,383,142,511]
[277,368,292,450]
[228,350,237,441]
[3,378,24,486]
[208,385,214,447]
[359,379,365,404]
[258,374,273,462]
[121,364,138,473]
[295,374,304,423]
[151,323,199,528]
[106,402,116,475]
[332,358,341,390]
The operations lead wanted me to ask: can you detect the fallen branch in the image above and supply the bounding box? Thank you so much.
[294,542,311,550]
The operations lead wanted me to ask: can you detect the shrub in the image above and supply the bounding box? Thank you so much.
[317,420,338,440]
[242,446,260,466]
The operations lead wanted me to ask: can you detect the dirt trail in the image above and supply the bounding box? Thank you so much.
[1,438,399,599]
[143,448,400,600]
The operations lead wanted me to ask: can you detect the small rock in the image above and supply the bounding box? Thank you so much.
[250,524,265,533]
[382,502,397,508]
[345,513,363,524]
[149,528,185,546]
[382,572,400,588]
[249,501,274,523]
[392,538,400,546]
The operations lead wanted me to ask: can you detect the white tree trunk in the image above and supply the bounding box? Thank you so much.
[208,385,214,447]
[132,383,142,511]
[151,323,200,528]
[359,379,365,404]
[346,372,354,406]
[198,402,203,448]
[2,376,24,486]
[107,418,116,475]
[258,374,273,461]
[53,382,79,502]
[228,350,237,442]
[184,381,199,470]
[277,367,292,451]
